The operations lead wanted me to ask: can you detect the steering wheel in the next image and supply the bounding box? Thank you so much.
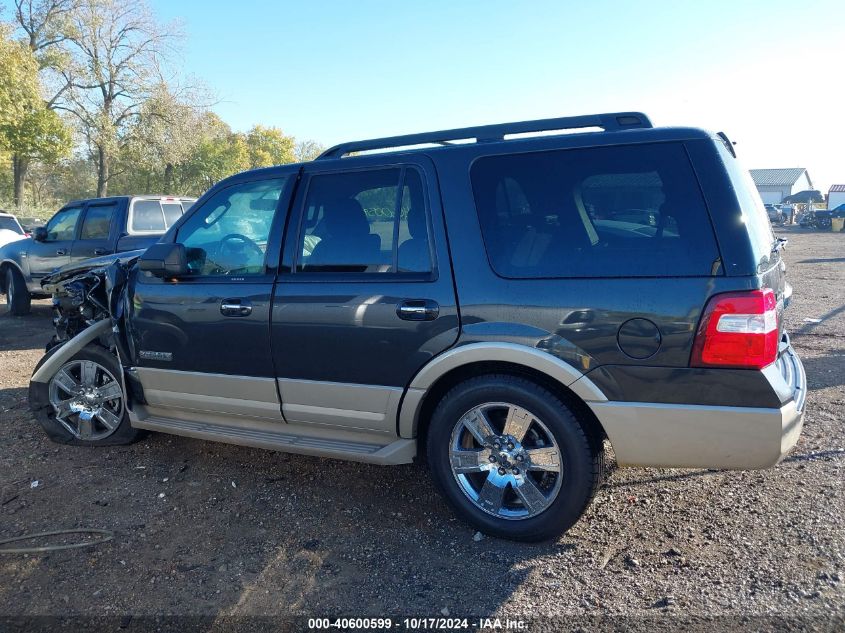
[216,233,265,273]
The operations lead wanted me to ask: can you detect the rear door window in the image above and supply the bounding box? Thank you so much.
[79,203,117,240]
[295,167,431,274]
[471,142,721,278]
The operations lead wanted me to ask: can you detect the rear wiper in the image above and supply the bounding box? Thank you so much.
[772,236,788,253]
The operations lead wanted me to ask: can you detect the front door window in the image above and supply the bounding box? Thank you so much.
[177,179,286,277]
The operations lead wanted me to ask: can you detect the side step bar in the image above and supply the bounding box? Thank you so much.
[132,415,417,465]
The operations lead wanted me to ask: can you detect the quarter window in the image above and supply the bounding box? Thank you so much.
[296,167,431,274]
[471,143,721,278]
[44,207,82,241]
[177,178,286,276]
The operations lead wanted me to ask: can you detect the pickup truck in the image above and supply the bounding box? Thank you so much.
[1,195,194,315]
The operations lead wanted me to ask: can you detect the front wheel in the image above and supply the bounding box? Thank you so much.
[29,344,141,446]
[427,375,603,542]
[5,267,31,316]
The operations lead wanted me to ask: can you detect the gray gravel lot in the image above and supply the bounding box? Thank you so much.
[0,227,843,628]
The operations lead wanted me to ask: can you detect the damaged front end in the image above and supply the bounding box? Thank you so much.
[41,251,142,357]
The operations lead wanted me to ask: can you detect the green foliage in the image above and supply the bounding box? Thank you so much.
[244,125,295,169]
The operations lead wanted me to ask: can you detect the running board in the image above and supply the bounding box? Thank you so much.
[132,415,416,465]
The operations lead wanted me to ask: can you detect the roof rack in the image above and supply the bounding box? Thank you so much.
[317,111,652,160]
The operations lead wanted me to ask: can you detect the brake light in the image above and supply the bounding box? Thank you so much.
[691,289,779,369]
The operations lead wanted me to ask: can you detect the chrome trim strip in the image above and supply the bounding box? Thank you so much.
[31,320,112,384]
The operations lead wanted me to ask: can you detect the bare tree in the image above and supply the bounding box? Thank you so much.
[294,139,325,162]
[56,0,179,196]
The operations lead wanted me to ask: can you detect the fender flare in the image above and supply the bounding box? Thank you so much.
[31,319,113,384]
[398,342,607,438]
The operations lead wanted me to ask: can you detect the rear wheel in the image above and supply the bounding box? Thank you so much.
[4,267,31,316]
[29,344,141,446]
[427,375,603,542]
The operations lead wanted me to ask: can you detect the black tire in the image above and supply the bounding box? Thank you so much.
[4,266,31,316]
[29,343,142,446]
[427,374,603,542]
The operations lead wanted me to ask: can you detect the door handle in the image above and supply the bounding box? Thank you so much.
[396,299,439,321]
[56,249,67,256]
[93,248,108,256]
[220,299,253,317]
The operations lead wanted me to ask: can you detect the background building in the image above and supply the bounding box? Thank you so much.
[750,168,813,204]
[828,185,845,210]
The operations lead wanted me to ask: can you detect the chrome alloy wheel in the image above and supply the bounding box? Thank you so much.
[449,402,563,520]
[48,359,124,441]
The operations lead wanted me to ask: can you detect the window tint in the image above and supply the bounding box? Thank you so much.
[296,167,430,274]
[0,217,23,234]
[471,143,720,278]
[79,204,116,239]
[44,207,82,241]
[177,178,286,276]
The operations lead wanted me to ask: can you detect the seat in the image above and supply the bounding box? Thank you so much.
[398,206,431,272]
[307,198,380,270]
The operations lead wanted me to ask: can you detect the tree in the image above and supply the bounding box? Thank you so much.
[0,24,71,208]
[57,0,178,196]
[10,0,77,208]
[295,139,325,162]
[244,125,295,169]
[118,83,206,193]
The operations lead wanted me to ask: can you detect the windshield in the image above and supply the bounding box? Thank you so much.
[0,216,24,234]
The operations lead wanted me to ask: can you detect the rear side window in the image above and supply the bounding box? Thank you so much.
[471,143,721,278]
[80,204,116,239]
[295,167,431,274]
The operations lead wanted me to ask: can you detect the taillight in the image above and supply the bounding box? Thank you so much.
[691,289,779,369]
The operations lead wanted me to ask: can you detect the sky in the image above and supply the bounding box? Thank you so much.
[149,0,845,191]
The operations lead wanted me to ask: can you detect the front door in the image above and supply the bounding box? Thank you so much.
[28,205,84,281]
[129,173,296,423]
[272,156,459,435]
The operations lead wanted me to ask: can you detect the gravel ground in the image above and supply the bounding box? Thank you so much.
[0,227,843,630]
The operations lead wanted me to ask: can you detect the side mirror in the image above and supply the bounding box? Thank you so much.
[139,242,188,278]
[33,227,47,242]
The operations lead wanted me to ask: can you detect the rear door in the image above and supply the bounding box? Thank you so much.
[271,155,459,435]
[71,199,121,263]
[27,205,84,280]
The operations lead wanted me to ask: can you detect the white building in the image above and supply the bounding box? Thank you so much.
[828,185,845,210]
[750,168,813,204]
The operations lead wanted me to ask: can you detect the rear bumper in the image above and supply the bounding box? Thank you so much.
[589,345,806,470]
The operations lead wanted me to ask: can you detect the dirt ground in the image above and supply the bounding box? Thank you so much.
[1,227,843,629]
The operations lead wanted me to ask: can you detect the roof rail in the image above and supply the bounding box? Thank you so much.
[317,112,652,160]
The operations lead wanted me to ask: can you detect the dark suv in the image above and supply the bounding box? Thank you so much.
[28,112,805,541]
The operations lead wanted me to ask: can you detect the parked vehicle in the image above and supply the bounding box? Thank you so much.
[764,203,785,224]
[800,208,833,229]
[28,112,805,542]
[0,195,194,315]
[0,211,28,249]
